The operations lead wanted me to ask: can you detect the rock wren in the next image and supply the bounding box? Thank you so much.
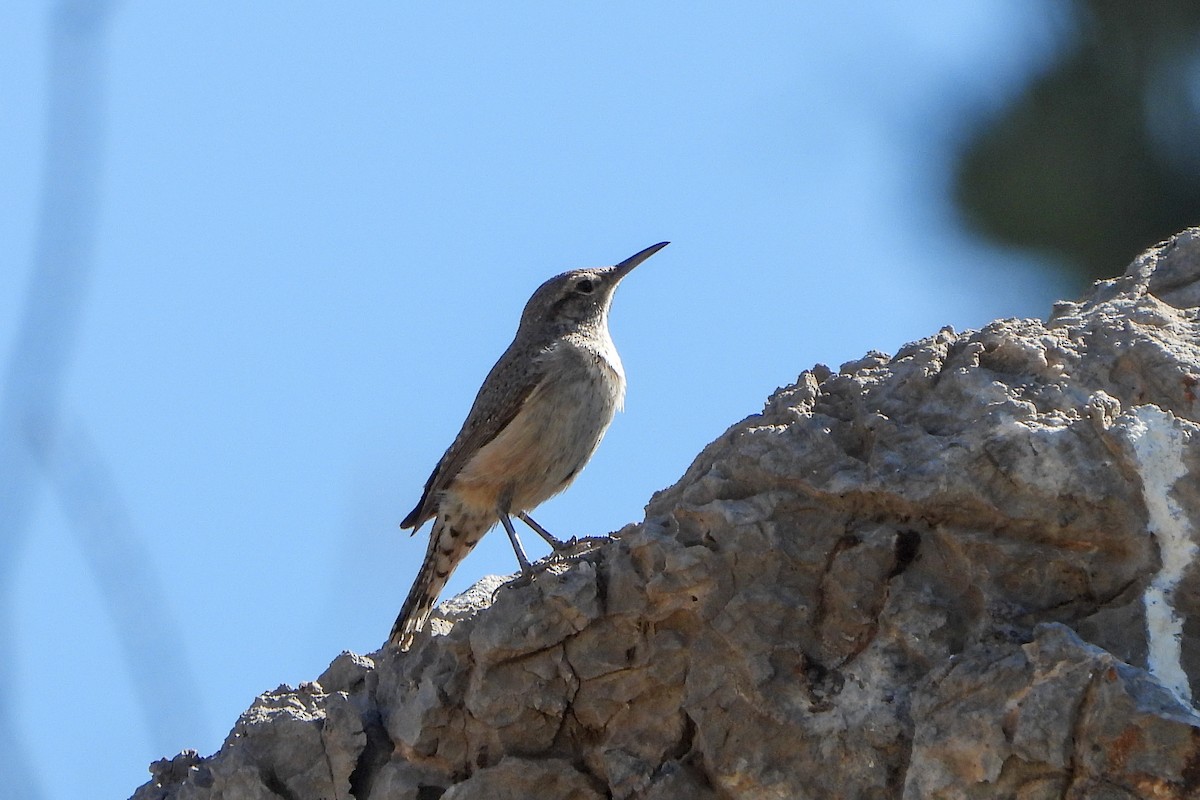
[387,242,669,649]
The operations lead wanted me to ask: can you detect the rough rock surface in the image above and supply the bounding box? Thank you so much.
[133,230,1200,799]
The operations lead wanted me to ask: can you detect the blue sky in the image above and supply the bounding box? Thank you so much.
[1,3,1078,797]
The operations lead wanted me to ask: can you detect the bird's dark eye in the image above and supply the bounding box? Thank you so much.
[575,278,595,294]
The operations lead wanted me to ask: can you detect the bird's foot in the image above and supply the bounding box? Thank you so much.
[549,534,578,551]
[491,537,609,602]
[502,570,536,595]
[546,535,607,561]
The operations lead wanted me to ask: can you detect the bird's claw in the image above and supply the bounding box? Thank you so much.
[549,535,578,551]
[492,536,609,602]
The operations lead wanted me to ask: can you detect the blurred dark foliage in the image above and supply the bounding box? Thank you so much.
[956,0,1200,283]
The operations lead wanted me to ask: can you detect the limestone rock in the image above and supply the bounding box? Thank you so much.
[132,229,1200,799]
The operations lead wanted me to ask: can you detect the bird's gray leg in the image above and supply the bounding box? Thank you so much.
[516,511,577,551]
[498,512,534,574]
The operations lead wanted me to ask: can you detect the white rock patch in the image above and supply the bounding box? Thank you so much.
[1127,406,1196,703]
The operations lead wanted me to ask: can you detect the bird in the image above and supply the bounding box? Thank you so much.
[387,242,669,649]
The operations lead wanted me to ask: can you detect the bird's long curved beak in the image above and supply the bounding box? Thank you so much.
[612,241,669,280]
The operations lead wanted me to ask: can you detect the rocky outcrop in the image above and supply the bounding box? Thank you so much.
[133,230,1200,799]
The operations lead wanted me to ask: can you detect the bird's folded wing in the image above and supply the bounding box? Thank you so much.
[401,342,548,529]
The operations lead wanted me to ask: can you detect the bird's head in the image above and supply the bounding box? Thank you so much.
[517,242,669,338]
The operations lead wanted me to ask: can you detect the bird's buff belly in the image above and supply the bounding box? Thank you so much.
[450,367,620,514]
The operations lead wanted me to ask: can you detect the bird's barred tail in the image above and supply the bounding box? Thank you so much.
[387,512,487,650]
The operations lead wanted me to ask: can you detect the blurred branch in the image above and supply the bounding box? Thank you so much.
[954,0,1200,283]
[0,1,199,793]
[36,420,205,748]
